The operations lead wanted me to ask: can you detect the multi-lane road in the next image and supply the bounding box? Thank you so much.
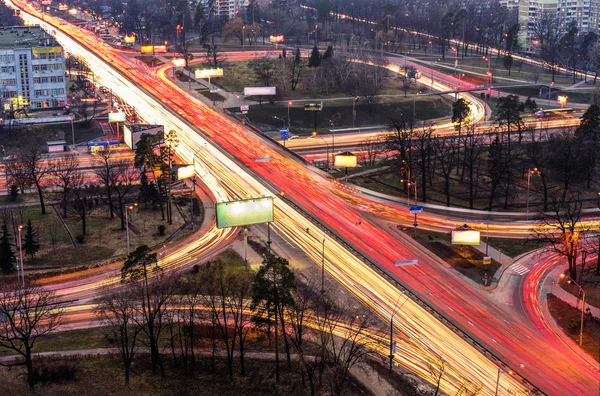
[5,1,600,394]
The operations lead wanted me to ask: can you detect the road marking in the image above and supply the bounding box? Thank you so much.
[510,264,531,275]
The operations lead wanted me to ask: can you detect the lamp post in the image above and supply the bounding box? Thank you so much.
[125,203,138,256]
[287,101,292,129]
[526,168,541,216]
[312,132,330,167]
[1,144,6,193]
[321,238,326,294]
[560,273,586,346]
[69,115,75,151]
[18,224,23,288]
[190,157,196,228]
[389,292,407,371]
[352,96,359,127]
[494,368,502,396]
[242,25,246,50]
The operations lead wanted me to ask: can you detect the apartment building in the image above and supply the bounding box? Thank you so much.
[203,0,249,20]
[557,0,600,33]
[0,26,66,110]
[518,0,558,52]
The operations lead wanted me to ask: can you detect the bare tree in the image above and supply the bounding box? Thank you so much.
[0,282,63,389]
[414,122,434,203]
[358,135,384,166]
[531,190,585,280]
[96,288,144,386]
[433,136,458,206]
[51,153,79,218]
[460,124,484,209]
[4,158,31,194]
[228,270,254,376]
[69,176,95,236]
[21,145,53,215]
[427,356,447,396]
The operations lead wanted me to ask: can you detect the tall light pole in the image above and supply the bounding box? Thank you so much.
[190,157,196,228]
[560,273,586,346]
[242,25,246,50]
[352,96,359,127]
[321,238,326,294]
[69,115,75,151]
[18,225,24,288]
[125,203,137,256]
[1,144,6,193]
[287,101,292,129]
[389,292,406,371]
[312,132,330,167]
[526,168,541,216]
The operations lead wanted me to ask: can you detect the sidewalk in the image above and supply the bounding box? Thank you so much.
[473,242,513,266]
[546,266,600,319]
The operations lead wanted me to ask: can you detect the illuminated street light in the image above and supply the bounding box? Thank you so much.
[560,273,585,346]
[557,95,568,108]
[125,203,138,255]
[526,168,541,216]
[17,225,24,288]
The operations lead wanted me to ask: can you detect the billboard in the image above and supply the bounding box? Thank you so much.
[123,35,136,44]
[304,103,322,111]
[108,112,126,122]
[216,197,274,229]
[154,45,167,53]
[451,230,481,246]
[140,45,154,54]
[172,58,186,67]
[334,152,358,168]
[177,164,195,180]
[195,68,223,79]
[244,87,276,96]
[269,35,284,43]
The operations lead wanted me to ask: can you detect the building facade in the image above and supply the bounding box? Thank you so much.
[202,0,249,20]
[557,0,599,33]
[0,26,66,111]
[518,0,558,52]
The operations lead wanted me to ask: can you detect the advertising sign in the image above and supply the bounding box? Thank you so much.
[244,87,276,96]
[451,230,481,246]
[269,35,284,43]
[334,152,358,168]
[154,45,167,53]
[216,197,274,229]
[177,164,195,180]
[140,45,154,54]
[123,35,136,44]
[108,112,126,122]
[172,58,186,67]
[304,103,323,111]
[195,68,223,79]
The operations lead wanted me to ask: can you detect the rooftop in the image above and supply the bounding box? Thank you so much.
[0,26,57,50]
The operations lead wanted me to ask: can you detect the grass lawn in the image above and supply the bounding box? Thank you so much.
[408,228,500,284]
[486,237,535,259]
[546,293,599,362]
[0,123,103,151]
[0,354,367,396]
[248,95,451,134]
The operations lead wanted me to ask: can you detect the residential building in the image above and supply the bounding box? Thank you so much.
[0,26,66,111]
[557,0,600,33]
[202,0,249,20]
[518,0,558,52]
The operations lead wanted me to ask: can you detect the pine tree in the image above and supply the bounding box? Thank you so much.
[308,45,321,67]
[22,219,39,259]
[0,220,15,273]
[322,45,333,61]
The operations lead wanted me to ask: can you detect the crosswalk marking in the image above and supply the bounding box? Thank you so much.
[511,264,530,275]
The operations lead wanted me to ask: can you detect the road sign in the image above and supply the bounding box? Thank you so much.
[394,260,418,267]
[483,256,492,265]
[409,206,423,214]
[280,127,289,141]
[240,105,249,115]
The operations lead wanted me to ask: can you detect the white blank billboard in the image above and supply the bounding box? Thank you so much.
[216,197,274,228]
[244,87,276,96]
[451,230,481,246]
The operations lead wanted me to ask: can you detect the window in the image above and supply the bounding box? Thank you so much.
[51,88,64,95]
[32,65,40,71]
[55,52,62,59]
[2,79,16,86]
[33,77,40,83]
[34,89,42,97]
[50,63,62,71]
[40,64,47,71]
[41,77,48,83]
[39,53,47,60]
[50,76,63,83]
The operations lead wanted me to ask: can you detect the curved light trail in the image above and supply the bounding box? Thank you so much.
[6,1,600,394]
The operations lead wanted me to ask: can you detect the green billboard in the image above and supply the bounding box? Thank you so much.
[216,197,274,228]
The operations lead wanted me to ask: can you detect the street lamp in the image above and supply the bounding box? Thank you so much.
[352,96,359,127]
[560,273,586,346]
[17,224,24,288]
[69,115,75,151]
[242,25,246,50]
[312,131,330,167]
[287,101,292,128]
[321,238,326,294]
[389,292,407,371]
[125,203,138,256]
[526,168,541,216]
